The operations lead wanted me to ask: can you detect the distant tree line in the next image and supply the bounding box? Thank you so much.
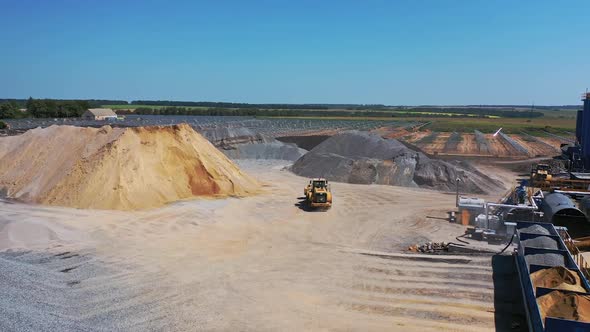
[25,98,90,118]
[127,106,543,118]
[0,97,547,119]
[130,100,334,110]
[130,107,396,117]
[403,107,544,118]
[0,101,28,119]
[127,106,545,118]
[0,99,127,108]
[0,98,92,119]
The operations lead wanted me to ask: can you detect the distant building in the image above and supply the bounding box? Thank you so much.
[82,108,118,121]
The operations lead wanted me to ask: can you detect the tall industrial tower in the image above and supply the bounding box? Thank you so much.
[580,92,590,168]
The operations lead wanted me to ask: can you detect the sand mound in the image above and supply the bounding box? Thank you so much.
[0,124,259,210]
[291,131,503,194]
[198,126,306,161]
[537,290,590,322]
[531,266,586,293]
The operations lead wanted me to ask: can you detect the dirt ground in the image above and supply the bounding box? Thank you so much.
[0,160,515,331]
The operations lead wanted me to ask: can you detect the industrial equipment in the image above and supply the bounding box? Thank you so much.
[542,193,590,237]
[531,164,552,185]
[529,161,590,193]
[304,178,332,209]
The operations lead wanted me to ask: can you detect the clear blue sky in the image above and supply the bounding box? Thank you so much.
[0,0,588,105]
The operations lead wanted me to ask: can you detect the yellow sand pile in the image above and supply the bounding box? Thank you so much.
[0,124,260,210]
[537,290,590,322]
[530,266,587,293]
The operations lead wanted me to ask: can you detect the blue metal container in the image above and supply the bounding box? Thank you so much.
[582,94,590,168]
[577,110,583,145]
[514,221,590,331]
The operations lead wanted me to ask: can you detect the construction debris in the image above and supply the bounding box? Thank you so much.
[408,241,450,253]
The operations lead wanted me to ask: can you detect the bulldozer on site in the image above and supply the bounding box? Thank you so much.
[530,163,552,187]
[304,178,332,210]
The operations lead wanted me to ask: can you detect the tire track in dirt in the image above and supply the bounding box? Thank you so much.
[334,252,496,331]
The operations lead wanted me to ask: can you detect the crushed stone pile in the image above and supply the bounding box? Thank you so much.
[530,266,586,293]
[291,131,503,193]
[520,225,551,235]
[525,253,565,268]
[0,124,260,210]
[537,290,590,322]
[522,236,559,249]
[198,126,306,161]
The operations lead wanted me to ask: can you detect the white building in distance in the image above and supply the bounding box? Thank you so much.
[82,108,118,121]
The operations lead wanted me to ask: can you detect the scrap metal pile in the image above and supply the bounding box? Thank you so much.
[408,241,450,253]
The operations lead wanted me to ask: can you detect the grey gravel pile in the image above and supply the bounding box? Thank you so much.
[520,224,551,235]
[0,249,173,331]
[198,126,307,161]
[3,115,408,138]
[498,131,529,155]
[198,126,258,144]
[474,130,491,154]
[291,131,504,193]
[223,141,307,161]
[525,253,565,268]
[522,236,559,249]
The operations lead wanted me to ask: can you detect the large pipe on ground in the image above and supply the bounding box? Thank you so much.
[542,192,589,237]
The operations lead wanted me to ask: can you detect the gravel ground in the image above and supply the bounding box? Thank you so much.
[0,160,501,332]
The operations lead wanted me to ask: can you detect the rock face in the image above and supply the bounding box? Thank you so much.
[291,131,503,194]
[0,124,260,210]
[198,126,306,161]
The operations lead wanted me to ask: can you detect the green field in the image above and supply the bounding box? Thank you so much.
[265,115,576,134]
[101,104,578,135]
[402,116,575,134]
[538,108,578,119]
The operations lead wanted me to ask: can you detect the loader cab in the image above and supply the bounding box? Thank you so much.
[312,180,327,189]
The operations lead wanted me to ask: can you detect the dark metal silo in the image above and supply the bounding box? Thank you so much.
[542,192,589,237]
